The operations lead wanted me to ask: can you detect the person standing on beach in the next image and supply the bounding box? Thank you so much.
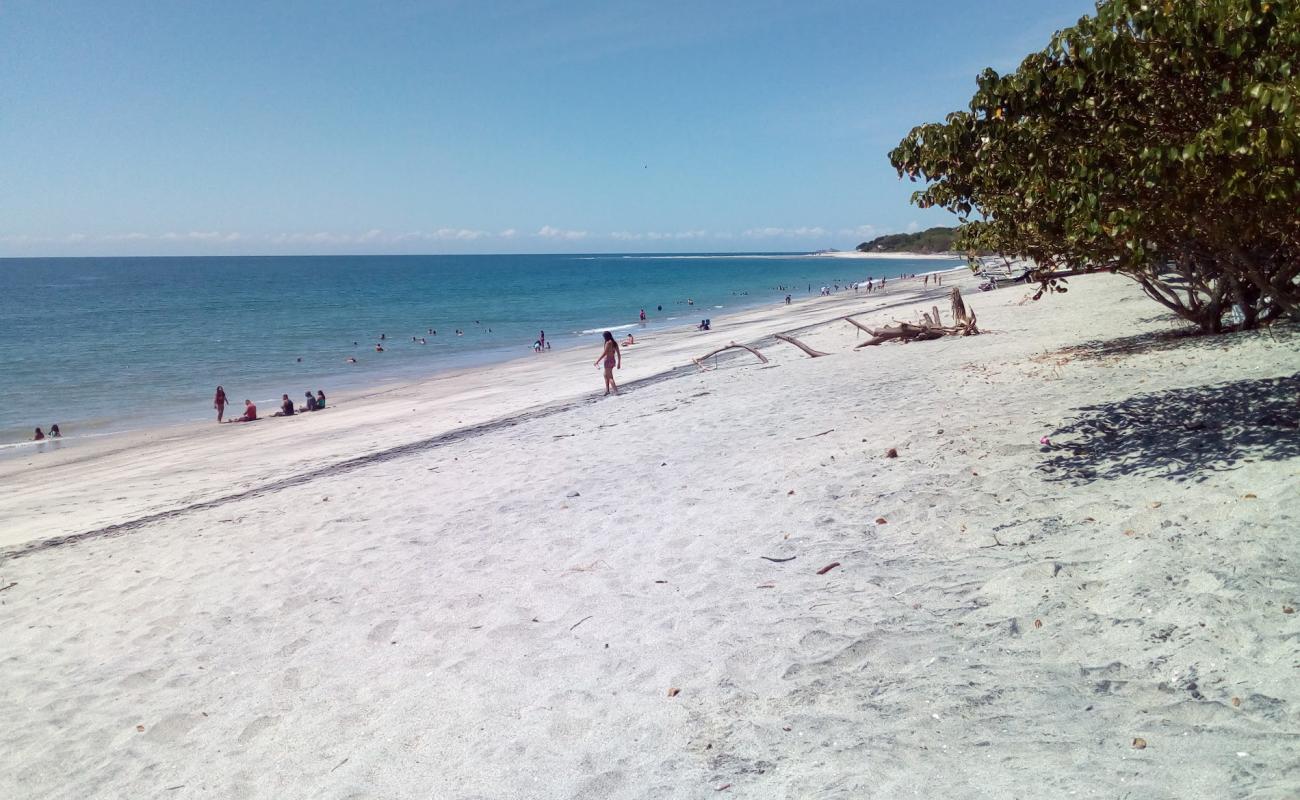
[214,385,228,422]
[539,330,546,350]
[593,331,621,396]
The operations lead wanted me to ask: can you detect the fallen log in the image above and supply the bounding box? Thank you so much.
[692,341,769,371]
[852,316,974,348]
[774,332,829,358]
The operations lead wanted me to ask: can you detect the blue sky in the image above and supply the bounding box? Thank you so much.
[1,0,1090,256]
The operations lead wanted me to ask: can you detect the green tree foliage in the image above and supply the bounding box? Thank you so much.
[856,226,958,253]
[889,0,1299,331]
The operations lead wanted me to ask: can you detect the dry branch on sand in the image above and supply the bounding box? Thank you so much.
[848,287,979,348]
[692,342,769,371]
[773,333,829,358]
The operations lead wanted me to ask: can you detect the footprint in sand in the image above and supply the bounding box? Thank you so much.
[237,715,279,744]
[367,620,398,643]
[119,669,163,690]
[278,637,309,657]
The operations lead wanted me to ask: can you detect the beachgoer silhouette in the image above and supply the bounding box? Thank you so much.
[594,331,622,396]
[214,385,228,422]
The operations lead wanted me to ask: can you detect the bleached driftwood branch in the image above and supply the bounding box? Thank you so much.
[773,333,828,358]
[692,341,769,371]
[847,288,979,348]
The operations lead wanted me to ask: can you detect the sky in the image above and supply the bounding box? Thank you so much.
[0,0,1093,256]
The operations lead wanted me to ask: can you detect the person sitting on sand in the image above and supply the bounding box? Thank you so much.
[50,424,62,438]
[274,394,295,417]
[227,399,257,423]
[33,427,45,441]
[316,390,326,409]
[594,331,622,396]
[301,391,318,412]
[623,333,635,346]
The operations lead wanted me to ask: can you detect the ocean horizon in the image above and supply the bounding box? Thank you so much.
[0,252,960,446]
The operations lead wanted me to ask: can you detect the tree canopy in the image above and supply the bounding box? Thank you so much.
[889,0,1300,331]
[856,226,958,254]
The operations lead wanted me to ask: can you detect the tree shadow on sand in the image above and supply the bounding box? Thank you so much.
[1039,373,1300,483]
[1056,323,1299,363]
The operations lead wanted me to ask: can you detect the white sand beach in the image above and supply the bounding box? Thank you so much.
[815,251,964,261]
[2,271,1298,799]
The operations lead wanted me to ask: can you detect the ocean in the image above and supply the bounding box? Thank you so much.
[0,253,959,446]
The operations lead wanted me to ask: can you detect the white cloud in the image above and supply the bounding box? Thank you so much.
[498,228,518,239]
[537,225,588,240]
[905,221,921,233]
[610,229,708,241]
[838,224,878,238]
[741,226,828,238]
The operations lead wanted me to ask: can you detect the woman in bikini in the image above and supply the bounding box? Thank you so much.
[593,331,622,396]
[214,385,228,422]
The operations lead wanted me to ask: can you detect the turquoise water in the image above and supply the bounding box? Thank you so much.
[0,253,957,445]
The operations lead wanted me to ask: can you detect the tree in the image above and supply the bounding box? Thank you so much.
[856,227,958,254]
[889,0,1300,332]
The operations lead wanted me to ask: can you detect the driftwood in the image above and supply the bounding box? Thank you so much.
[950,287,969,325]
[774,332,829,357]
[692,341,769,371]
[844,317,875,335]
[849,288,979,348]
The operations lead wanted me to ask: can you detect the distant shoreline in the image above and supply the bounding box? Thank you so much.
[812,250,968,261]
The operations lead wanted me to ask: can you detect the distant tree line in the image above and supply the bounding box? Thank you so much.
[888,0,1299,332]
[856,226,958,254]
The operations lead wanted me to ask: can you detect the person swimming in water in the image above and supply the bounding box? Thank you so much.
[593,331,622,396]
[33,427,45,441]
[49,424,61,437]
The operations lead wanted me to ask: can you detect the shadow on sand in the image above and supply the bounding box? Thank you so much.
[1056,322,1299,364]
[1040,372,1300,483]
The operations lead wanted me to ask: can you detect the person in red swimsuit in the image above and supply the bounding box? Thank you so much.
[214,385,228,422]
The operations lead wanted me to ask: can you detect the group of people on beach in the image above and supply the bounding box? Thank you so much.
[32,424,61,441]
[215,385,326,424]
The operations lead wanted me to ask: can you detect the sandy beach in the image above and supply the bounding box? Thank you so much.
[2,270,1298,799]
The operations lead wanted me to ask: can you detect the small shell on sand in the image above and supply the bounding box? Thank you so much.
[1132,738,1147,750]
